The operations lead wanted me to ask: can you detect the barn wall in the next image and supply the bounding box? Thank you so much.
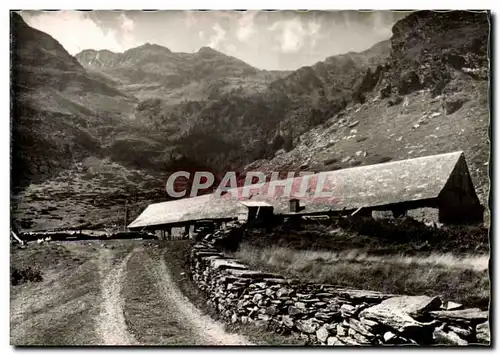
[438,157,484,224]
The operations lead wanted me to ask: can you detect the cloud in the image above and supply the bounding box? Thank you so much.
[236,11,256,41]
[208,23,226,49]
[21,10,137,54]
[119,13,135,32]
[269,17,311,53]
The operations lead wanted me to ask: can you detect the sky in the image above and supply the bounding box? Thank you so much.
[20,10,410,71]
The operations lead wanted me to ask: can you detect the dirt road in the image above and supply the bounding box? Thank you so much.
[10,241,250,346]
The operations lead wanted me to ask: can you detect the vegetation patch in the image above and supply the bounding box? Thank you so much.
[10,266,43,286]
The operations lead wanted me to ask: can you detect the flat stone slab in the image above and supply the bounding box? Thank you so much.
[322,287,398,302]
[430,308,488,324]
[225,268,284,280]
[359,296,439,333]
[209,258,248,271]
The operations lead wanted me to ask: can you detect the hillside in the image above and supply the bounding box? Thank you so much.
[11,12,138,187]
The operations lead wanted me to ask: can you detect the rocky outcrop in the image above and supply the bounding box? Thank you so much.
[189,224,490,346]
[381,11,489,97]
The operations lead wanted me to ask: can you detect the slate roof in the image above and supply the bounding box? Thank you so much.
[128,151,467,229]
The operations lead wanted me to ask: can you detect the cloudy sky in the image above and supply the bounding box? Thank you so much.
[20,10,410,70]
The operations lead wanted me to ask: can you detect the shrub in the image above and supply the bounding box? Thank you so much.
[10,266,43,286]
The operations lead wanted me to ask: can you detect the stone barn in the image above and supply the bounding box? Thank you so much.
[129,151,484,228]
[222,151,484,225]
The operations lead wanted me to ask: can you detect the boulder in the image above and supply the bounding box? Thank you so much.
[359,296,439,334]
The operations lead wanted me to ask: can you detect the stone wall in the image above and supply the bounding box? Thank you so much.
[189,224,490,346]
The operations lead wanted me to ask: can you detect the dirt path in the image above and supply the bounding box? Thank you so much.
[146,248,251,345]
[96,248,138,345]
[11,241,251,346]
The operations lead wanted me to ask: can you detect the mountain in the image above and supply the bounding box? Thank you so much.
[76,44,287,104]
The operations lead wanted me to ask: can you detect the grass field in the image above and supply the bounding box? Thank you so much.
[231,218,490,310]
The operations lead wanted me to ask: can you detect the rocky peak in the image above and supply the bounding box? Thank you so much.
[380,10,489,97]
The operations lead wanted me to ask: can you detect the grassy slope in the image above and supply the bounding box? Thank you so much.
[250,79,490,206]
[10,242,104,345]
[230,221,490,309]
[11,157,166,232]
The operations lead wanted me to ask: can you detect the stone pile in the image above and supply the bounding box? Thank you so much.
[190,226,490,346]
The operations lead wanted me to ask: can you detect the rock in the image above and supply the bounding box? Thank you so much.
[429,308,488,324]
[295,319,318,334]
[282,315,294,328]
[302,298,321,304]
[252,293,263,303]
[349,328,372,344]
[448,324,472,338]
[295,302,307,309]
[327,336,344,345]
[336,324,347,337]
[383,331,397,342]
[348,120,360,128]
[348,318,375,338]
[265,306,278,316]
[359,317,379,329]
[340,304,357,317]
[231,313,238,324]
[316,326,330,343]
[476,322,490,344]
[433,325,468,345]
[258,314,271,321]
[314,312,336,321]
[359,296,439,333]
[444,301,463,310]
[209,258,248,271]
[277,287,293,298]
[288,306,303,316]
[226,269,284,279]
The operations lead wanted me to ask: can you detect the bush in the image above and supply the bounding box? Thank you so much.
[11,266,43,286]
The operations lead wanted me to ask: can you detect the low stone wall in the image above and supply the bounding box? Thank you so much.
[189,225,490,346]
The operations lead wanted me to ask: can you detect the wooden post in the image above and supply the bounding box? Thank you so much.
[124,203,129,231]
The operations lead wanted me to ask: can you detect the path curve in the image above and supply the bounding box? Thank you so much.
[147,248,251,345]
[97,248,139,345]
